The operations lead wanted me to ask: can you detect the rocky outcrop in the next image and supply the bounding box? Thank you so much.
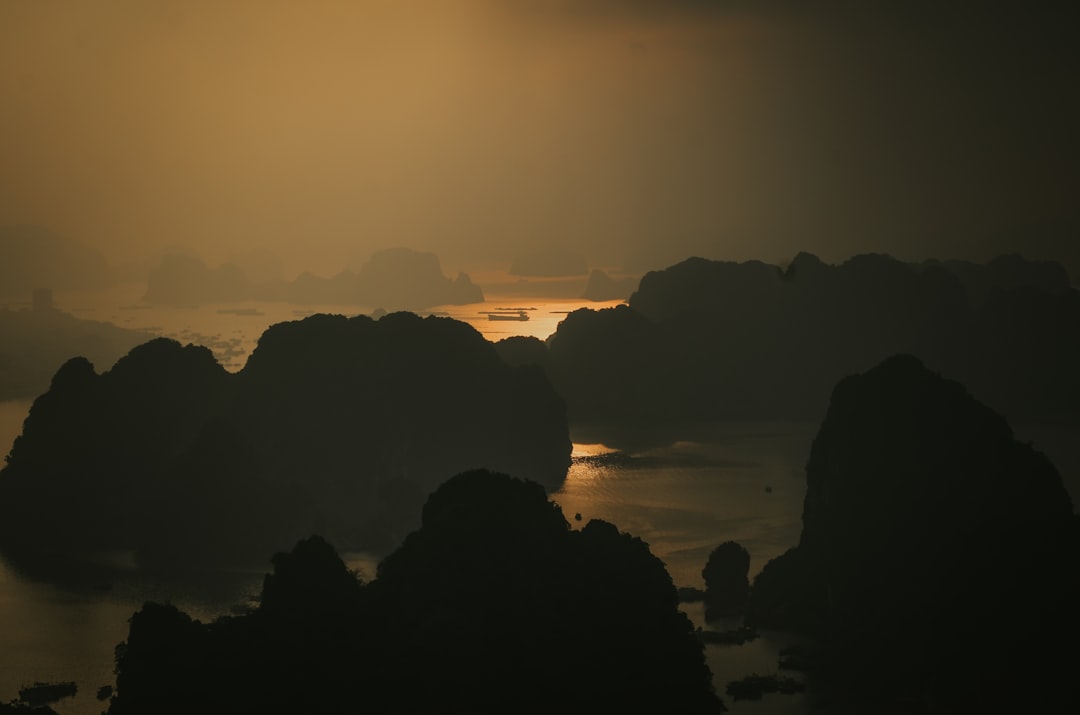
[702,541,750,619]
[0,314,571,567]
[108,471,723,714]
[544,253,1080,425]
[746,355,1079,711]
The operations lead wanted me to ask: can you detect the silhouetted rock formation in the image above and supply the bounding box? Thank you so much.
[746,355,1080,712]
[2,339,230,554]
[107,472,723,714]
[0,314,570,568]
[346,247,483,308]
[143,254,252,305]
[580,268,637,301]
[926,253,1072,307]
[143,248,483,309]
[228,312,570,553]
[0,306,156,400]
[544,253,1080,426]
[702,541,750,620]
[225,247,284,285]
[493,335,549,370]
[0,224,114,299]
[509,248,588,277]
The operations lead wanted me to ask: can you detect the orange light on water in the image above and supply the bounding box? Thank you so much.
[570,442,618,459]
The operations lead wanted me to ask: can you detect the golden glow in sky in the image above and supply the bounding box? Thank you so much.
[1,1,1077,277]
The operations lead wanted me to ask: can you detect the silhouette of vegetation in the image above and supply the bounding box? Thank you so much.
[108,471,724,714]
[701,541,750,619]
[0,314,571,569]
[746,355,1080,712]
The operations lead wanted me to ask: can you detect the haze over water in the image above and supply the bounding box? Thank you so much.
[2,2,1078,711]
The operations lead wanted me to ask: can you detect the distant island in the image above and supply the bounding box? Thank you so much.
[0,298,156,401]
[143,247,483,309]
[580,268,638,302]
[0,224,115,300]
[0,312,570,569]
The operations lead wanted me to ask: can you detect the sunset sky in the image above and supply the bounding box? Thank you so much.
[2,0,1076,278]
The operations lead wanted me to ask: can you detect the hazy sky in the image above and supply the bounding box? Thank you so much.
[2,0,1077,277]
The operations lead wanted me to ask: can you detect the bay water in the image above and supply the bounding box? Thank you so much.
[1,286,1076,714]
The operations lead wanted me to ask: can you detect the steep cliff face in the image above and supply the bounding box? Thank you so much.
[747,355,1079,711]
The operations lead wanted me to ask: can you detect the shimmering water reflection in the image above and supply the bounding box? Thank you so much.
[553,422,819,714]
[553,422,818,590]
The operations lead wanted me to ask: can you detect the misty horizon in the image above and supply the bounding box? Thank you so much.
[1,2,1078,713]
[2,1,1077,280]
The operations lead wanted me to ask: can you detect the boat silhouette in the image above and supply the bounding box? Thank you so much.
[487,309,530,321]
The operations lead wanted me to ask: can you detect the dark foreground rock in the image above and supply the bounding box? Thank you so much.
[746,355,1080,712]
[107,471,724,714]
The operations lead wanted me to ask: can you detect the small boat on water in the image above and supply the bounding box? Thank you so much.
[486,309,530,322]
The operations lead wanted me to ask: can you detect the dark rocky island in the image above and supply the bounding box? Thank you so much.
[0,224,114,300]
[0,313,570,569]
[106,470,723,714]
[702,541,750,620]
[745,355,1080,712]
[544,252,1080,428]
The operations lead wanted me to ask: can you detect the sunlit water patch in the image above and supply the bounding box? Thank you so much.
[60,283,625,373]
[554,422,818,590]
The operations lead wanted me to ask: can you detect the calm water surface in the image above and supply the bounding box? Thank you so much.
[52,283,623,371]
[0,416,825,714]
[1,287,1077,713]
